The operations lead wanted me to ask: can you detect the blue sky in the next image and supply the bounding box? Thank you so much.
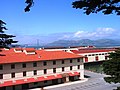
[0,0,120,45]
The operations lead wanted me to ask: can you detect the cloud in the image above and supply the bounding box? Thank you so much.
[69,27,118,39]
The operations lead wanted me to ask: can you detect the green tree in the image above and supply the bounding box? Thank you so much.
[24,0,120,15]
[0,20,17,49]
[72,0,120,15]
[103,49,120,90]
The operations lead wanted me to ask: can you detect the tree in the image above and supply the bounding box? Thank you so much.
[103,49,120,90]
[72,0,120,15]
[0,20,17,49]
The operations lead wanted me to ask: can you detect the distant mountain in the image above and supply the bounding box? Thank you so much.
[46,39,120,47]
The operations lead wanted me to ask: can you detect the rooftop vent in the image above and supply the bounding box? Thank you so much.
[23,48,36,55]
[14,48,23,53]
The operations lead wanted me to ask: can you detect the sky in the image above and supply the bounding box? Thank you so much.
[0,0,120,45]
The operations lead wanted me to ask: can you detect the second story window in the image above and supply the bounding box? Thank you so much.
[70,66,72,70]
[0,65,3,70]
[62,67,64,71]
[33,62,37,67]
[22,63,26,68]
[0,74,3,79]
[11,64,15,69]
[23,71,26,76]
[53,61,56,65]
[53,68,56,73]
[44,69,47,74]
[70,59,72,63]
[11,73,15,78]
[34,70,37,75]
[78,65,80,69]
[43,61,47,66]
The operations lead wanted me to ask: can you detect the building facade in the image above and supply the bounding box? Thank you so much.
[0,48,84,90]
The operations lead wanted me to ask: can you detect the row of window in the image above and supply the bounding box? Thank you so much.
[0,59,81,70]
[0,65,80,79]
[85,53,108,56]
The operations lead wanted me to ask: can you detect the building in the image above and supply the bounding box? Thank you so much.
[0,48,84,90]
[70,48,115,63]
[42,46,115,63]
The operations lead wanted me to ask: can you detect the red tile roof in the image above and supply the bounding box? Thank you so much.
[0,48,83,64]
[0,74,62,87]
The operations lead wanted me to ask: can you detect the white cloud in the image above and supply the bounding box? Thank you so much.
[72,27,117,39]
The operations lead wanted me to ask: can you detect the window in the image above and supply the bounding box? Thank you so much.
[62,60,64,64]
[23,71,26,76]
[92,54,94,56]
[11,64,15,69]
[77,59,80,62]
[0,65,3,70]
[43,61,47,66]
[78,65,80,69]
[33,62,37,67]
[62,67,64,71]
[11,73,15,78]
[70,66,72,70]
[44,81,47,83]
[102,53,104,55]
[53,68,56,73]
[34,82,38,85]
[22,63,26,68]
[34,70,37,75]
[53,61,56,65]
[44,69,47,74]
[70,59,72,63]
[0,74,3,79]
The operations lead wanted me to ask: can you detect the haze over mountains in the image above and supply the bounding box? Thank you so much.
[46,39,120,47]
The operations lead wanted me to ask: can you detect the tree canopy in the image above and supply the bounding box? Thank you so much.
[72,0,120,15]
[24,0,120,15]
[103,49,120,90]
[0,20,17,49]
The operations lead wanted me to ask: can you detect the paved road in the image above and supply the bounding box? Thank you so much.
[46,70,120,90]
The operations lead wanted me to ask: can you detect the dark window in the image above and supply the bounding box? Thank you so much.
[44,69,47,74]
[43,61,47,66]
[53,61,56,65]
[22,63,26,68]
[11,64,15,69]
[34,82,38,85]
[62,67,64,71]
[70,59,72,63]
[0,74,3,79]
[53,68,56,73]
[0,65,3,70]
[33,62,37,67]
[34,70,37,75]
[88,54,91,56]
[78,65,80,69]
[102,53,104,55]
[92,54,94,56]
[70,66,72,70]
[11,73,15,78]
[23,71,26,76]
[62,60,64,64]
[77,59,80,62]
[44,81,47,83]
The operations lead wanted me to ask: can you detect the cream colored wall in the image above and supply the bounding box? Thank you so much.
[80,52,110,63]
[0,58,84,82]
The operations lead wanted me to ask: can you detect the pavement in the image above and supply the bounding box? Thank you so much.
[29,70,120,90]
